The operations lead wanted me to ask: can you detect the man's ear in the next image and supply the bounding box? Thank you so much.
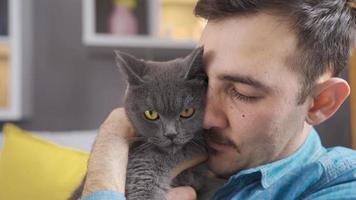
[306,78,350,125]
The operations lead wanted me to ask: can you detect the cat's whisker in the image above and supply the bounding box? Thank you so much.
[151,137,163,144]
[132,142,154,154]
[190,139,206,151]
[191,140,203,148]
[134,143,151,151]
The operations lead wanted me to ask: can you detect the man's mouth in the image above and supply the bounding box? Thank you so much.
[204,130,235,152]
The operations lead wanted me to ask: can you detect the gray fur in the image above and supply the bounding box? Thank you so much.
[122,47,209,200]
[68,47,221,200]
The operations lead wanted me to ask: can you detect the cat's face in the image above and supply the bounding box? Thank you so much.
[116,47,207,154]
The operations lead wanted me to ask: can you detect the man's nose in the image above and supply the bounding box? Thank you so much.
[203,86,228,129]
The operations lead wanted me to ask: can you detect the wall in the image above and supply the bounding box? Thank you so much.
[12,0,188,131]
[0,0,352,148]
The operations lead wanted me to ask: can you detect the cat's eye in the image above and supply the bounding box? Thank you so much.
[144,110,160,120]
[180,108,195,119]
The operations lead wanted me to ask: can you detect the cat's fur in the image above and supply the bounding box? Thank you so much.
[68,47,221,200]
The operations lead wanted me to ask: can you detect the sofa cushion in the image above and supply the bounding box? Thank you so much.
[0,123,89,200]
[0,129,97,152]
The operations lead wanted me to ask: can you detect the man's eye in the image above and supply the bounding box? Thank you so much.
[228,87,259,103]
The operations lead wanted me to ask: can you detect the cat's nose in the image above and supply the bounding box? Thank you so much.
[164,133,177,141]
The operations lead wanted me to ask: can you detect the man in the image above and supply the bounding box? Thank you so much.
[81,0,356,199]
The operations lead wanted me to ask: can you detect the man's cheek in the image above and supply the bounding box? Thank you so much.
[248,113,279,141]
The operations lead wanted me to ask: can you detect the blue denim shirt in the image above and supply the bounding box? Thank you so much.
[84,128,356,200]
[212,128,356,200]
[84,191,126,200]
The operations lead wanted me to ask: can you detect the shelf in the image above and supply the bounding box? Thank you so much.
[0,109,22,121]
[82,0,202,49]
[0,0,32,121]
[83,33,197,49]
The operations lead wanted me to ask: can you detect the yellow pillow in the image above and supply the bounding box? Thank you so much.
[0,123,89,200]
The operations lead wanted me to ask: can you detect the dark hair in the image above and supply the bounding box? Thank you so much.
[195,0,356,104]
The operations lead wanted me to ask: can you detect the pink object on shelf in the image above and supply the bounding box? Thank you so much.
[108,4,138,35]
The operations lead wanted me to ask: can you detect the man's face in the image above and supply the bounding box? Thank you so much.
[200,13,311,177]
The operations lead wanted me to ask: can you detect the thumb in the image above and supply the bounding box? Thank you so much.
[167,186,197,200]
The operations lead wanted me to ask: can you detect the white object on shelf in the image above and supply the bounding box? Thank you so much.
[82,0,197,49]
[0,36,9,44]
[0,0,32,121]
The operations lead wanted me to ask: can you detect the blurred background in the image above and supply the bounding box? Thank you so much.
[0,0,355,148]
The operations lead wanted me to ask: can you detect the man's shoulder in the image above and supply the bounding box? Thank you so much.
[318,146,356,172]
[324,146,356,157]
[300,146,356,199]
[317,146,356,182]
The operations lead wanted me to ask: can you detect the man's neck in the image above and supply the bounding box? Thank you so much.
[275,123,312,162]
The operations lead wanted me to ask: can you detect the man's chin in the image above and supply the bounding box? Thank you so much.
[207,153,237,178]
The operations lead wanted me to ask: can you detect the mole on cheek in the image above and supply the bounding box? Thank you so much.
[242,114,245,118]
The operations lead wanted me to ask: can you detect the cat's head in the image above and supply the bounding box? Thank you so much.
[115,47,207,154]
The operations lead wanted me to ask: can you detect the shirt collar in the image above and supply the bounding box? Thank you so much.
[229,128,326,189]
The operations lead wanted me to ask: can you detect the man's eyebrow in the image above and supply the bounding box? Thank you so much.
[218,74,272,93]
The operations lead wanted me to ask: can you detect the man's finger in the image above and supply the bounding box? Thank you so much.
[99,107,135,140]
[167,186,197,200]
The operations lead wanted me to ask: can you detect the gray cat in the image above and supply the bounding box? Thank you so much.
[68,47,222,200]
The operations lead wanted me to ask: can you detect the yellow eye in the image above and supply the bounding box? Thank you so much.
[144,110,159,120]
[180,108,195,118]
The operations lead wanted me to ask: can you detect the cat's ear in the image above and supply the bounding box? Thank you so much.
[114,50,145,85]
[184,46,205,80]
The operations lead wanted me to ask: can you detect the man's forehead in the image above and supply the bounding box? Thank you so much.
[199,14,298,76]
[201,11,295,35]
[200,14,297,52]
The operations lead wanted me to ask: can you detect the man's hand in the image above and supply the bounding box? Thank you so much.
[97,107,135,141]
[82,108,134,196]
[167,186,197,200]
